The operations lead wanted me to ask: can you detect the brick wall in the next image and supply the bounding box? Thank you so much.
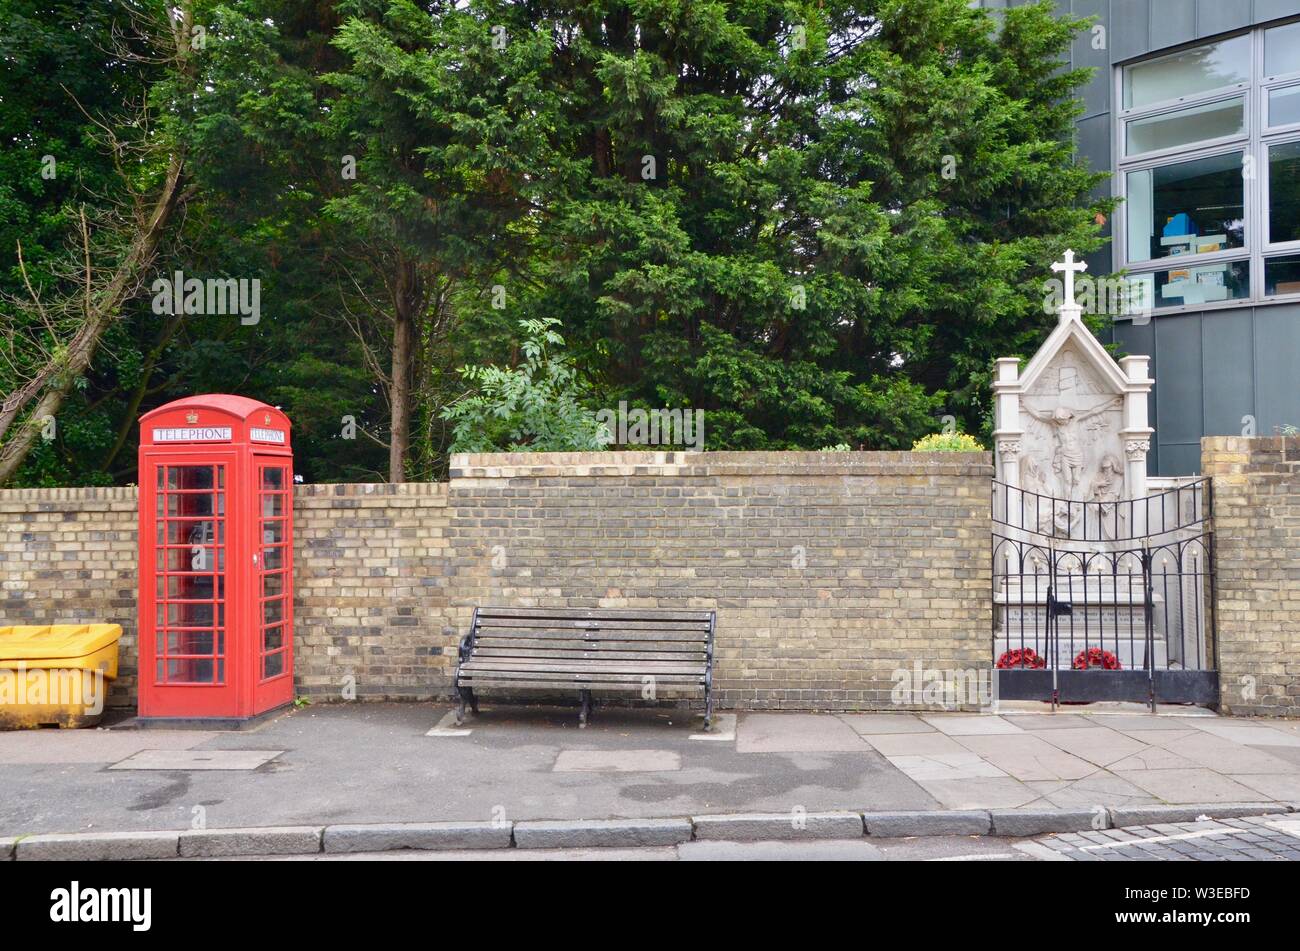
[1203,436,1300,718]
[5,447,1294,715]
[444,452,993,710]
[0,487,139,707]
[292,482,454,701]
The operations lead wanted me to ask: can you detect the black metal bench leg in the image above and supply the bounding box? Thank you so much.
[578,689,592,728]
[704,692,713,733]
[455,685,477,726]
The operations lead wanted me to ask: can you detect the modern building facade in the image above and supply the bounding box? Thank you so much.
[982,0,1300,475]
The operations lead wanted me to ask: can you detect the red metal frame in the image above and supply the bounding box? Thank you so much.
[137,395,293,720]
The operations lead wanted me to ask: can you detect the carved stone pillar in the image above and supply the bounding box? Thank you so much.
[1118,355,1154,536]
[992,357,1023,489]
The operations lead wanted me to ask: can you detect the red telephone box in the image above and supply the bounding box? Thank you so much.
[137,395,294,722]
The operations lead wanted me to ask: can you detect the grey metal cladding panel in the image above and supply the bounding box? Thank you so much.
[1073,0,1112,115]
[1113,316,1156,358]
[1154,312,1206,447]
[1076,113,1112,198]
[1159,441,1204,475]
[1253,303,1300,430]
[1110,0,1152,60]
[1197,0,1254,36]
[1200,309,1256,434]
[1256,0,1300,25]
[1113,317,1160,472]
[1150,0,1198,48]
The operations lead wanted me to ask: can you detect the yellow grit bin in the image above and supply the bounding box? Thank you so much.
[0,625,122,729]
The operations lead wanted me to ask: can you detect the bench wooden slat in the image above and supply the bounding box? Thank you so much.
[473,626,708,642]
[476,617,709,632]
[459,679,706,693]
[472,647,707,661]
[460,670,705,684]
[476,607,713,622]
[463,662,705,676]
[474,635,706,649]
[473,632,707,646]
[473,628,707,641]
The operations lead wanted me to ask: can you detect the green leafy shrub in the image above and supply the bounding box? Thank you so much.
[442,319,608,453]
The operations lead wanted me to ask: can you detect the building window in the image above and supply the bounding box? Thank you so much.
[1115,21,1300,312]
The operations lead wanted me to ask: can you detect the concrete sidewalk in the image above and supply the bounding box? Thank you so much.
[1,703,1298,838]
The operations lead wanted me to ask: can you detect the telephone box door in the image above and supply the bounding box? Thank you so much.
[252,458,294,712]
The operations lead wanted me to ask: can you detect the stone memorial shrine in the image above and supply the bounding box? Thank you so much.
[990,252,1211,686]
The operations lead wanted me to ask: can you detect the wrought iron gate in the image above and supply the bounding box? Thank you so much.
[991,479,1217,707]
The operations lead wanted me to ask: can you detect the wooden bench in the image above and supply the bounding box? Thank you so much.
[453,607,715,729]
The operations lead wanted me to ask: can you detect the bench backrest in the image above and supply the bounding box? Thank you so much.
[469,607,714,671]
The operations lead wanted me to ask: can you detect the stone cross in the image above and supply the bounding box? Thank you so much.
[1051,249,1087,314]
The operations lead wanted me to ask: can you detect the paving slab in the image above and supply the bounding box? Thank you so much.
[1030,727,1152,767]
[1243,746,1300,769]
[916,776,1038,810]
[552,749,680,772]
[1152,732,1300,774]
[1086,715,1205,731]
[735,713,869,753]
[1024,773,1160,810]
[953,734,1097,782]
[861,732,967,756]
[1187,720,1300,746]
[109,749,284,771]
[886,752,1009,782]
[1113,768,1274,804]
[1232,774,1300,801]
[1107,744,1200,771]
[0,730,214,765]
[838,714,935,735]
[1111,729,1201,746]
[921,715,1024,736]
[1002,714,1093,730]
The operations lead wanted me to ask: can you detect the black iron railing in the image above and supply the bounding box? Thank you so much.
[991,478,1210,541]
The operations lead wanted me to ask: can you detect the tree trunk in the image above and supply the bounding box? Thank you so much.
[388,259,422,483]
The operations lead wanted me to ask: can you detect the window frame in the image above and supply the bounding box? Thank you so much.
[1113,19,1300,316]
